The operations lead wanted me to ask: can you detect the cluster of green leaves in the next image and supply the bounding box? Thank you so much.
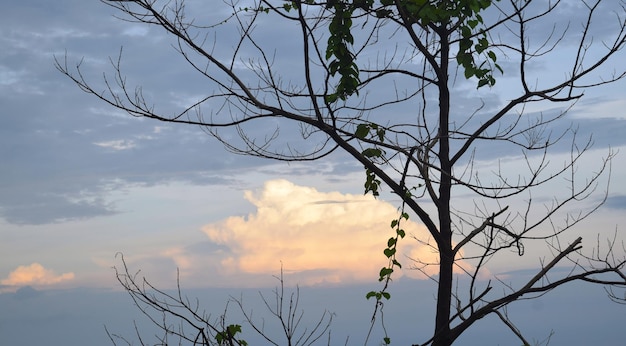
[455,1,503,88]
[282,0,315,12]
[377,212,408,284]
[354,119,403,346]
[325,0,374,102]
[379,0,503,87]
[282,1,363,102]
[366,210,409,345]
[355,122,385,142]
[215,324,247,346]
[323,1,503,102]
[364,167,382,196]
[355,122,386,196]
[383,213,408,270]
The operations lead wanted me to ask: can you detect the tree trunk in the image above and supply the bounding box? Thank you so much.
[432,24,453,346]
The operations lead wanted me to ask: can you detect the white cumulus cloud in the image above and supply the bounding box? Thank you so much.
[1,263,75,286]
[202,179,441,285]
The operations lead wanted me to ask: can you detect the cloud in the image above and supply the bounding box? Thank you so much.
[13,285,42,300]
[93,139,137,151]
[202,179,451,285]
[0,188,117,225]
[605,195,626,210]
[1,263,74,287]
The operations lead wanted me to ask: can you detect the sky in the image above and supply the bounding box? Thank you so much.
[1,0,626,345]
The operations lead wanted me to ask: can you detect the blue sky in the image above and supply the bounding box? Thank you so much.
[1,0,626,345]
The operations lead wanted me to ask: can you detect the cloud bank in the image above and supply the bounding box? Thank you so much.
[202,179,440,285]
[1,263,74,288]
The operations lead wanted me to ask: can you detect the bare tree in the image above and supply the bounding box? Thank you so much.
[106,254,334,346]
[57,1,626,345]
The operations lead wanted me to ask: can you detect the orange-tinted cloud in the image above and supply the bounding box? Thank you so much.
[1,263,74,286]
[202,179,441,285]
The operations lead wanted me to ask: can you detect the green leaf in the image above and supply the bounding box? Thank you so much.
[496,63,504,74]
[387,237,396,247]
[381,292,391,300]
[390,219,398,228]
[379,267,393,278]
[325,93,338,103]
[383,248,396,258]
[362,147,382,158]
[377,128,385,141]
[364,169,381,196]
[366,291,377,299]
[397,229,406,238]
[461,26,471,38]
[355,124,369,139]
[475,36,489,53]
[227,324,242,334]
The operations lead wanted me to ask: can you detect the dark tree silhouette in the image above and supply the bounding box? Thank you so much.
[106,254,334,346]
[58,1,626,345]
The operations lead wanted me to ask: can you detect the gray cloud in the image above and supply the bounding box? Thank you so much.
[0,0,276,224]
[2,0,624,225]
[0,192,116,225]
[605,195,626,210]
